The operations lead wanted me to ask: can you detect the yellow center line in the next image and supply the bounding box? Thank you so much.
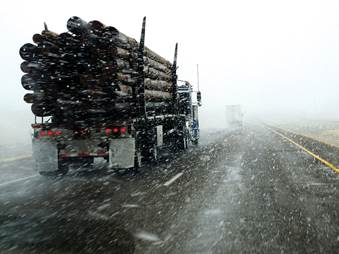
[267,127,339,174]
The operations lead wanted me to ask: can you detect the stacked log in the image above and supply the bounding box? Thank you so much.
[19,16,174,122]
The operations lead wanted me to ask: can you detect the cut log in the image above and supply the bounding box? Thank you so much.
[144,78,172,92]
[145,90,172,100]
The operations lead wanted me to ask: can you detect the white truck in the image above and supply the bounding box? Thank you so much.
[225,105,243,131]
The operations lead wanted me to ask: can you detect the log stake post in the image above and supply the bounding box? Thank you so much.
[137,17,147,119]
[172,43,178,114]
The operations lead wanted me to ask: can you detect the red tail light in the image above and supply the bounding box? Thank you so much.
[120,127,127,134]
[37,129,62,138]
[105,128,111,136]
[55,130,62,136]
[104,127,128,137]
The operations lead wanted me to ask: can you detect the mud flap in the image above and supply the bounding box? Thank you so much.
[32,140,58,172]
[156,125,163,147]
[109,138,135,169]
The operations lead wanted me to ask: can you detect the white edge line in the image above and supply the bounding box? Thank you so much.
[163,172,184,187]
[0,175,38,188]
[0,155,32,163]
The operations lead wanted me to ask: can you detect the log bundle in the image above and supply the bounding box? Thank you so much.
[19,17,175,122]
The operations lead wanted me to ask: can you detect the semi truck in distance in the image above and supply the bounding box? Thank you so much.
[19,17,201,176]
[225,105,243,131]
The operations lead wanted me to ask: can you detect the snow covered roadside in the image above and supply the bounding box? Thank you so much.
[271,119,339,148]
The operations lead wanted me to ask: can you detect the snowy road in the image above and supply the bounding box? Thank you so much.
[1,126,339,253]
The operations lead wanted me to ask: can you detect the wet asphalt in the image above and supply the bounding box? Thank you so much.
[0,125,339,253]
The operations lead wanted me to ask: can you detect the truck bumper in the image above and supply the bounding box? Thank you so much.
[58,139,107,158]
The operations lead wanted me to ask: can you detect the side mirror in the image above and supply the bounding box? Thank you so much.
[197,91,202,106]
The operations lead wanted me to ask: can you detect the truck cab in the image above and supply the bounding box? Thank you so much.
[178,81,201,144]
[225,104,243,132]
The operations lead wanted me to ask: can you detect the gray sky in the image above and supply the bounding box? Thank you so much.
[1,0,339,144]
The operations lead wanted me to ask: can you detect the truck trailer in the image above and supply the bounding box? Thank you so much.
[225,105,243,131]
[20,17,201,175]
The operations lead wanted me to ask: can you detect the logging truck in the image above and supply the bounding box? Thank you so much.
[21,17,202,175]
